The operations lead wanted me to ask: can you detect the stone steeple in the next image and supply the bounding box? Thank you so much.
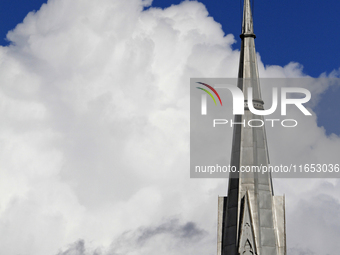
[217,1,286,255]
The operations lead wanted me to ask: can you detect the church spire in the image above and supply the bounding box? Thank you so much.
[217,1,286,255]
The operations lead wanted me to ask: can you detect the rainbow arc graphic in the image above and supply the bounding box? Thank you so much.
[196,82,222,115]
[196,82,223,106]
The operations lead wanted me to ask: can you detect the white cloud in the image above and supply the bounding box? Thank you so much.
[0,0,339,254]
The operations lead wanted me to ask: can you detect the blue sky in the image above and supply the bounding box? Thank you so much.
[1,0,339,134]
[2,0,340,76]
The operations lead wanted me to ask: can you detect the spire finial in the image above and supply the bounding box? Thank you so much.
[241,0,256,38]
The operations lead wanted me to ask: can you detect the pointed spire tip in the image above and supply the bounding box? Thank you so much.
[241,0,256,38]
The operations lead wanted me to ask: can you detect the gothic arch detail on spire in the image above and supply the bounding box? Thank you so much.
[238,191,257,255]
